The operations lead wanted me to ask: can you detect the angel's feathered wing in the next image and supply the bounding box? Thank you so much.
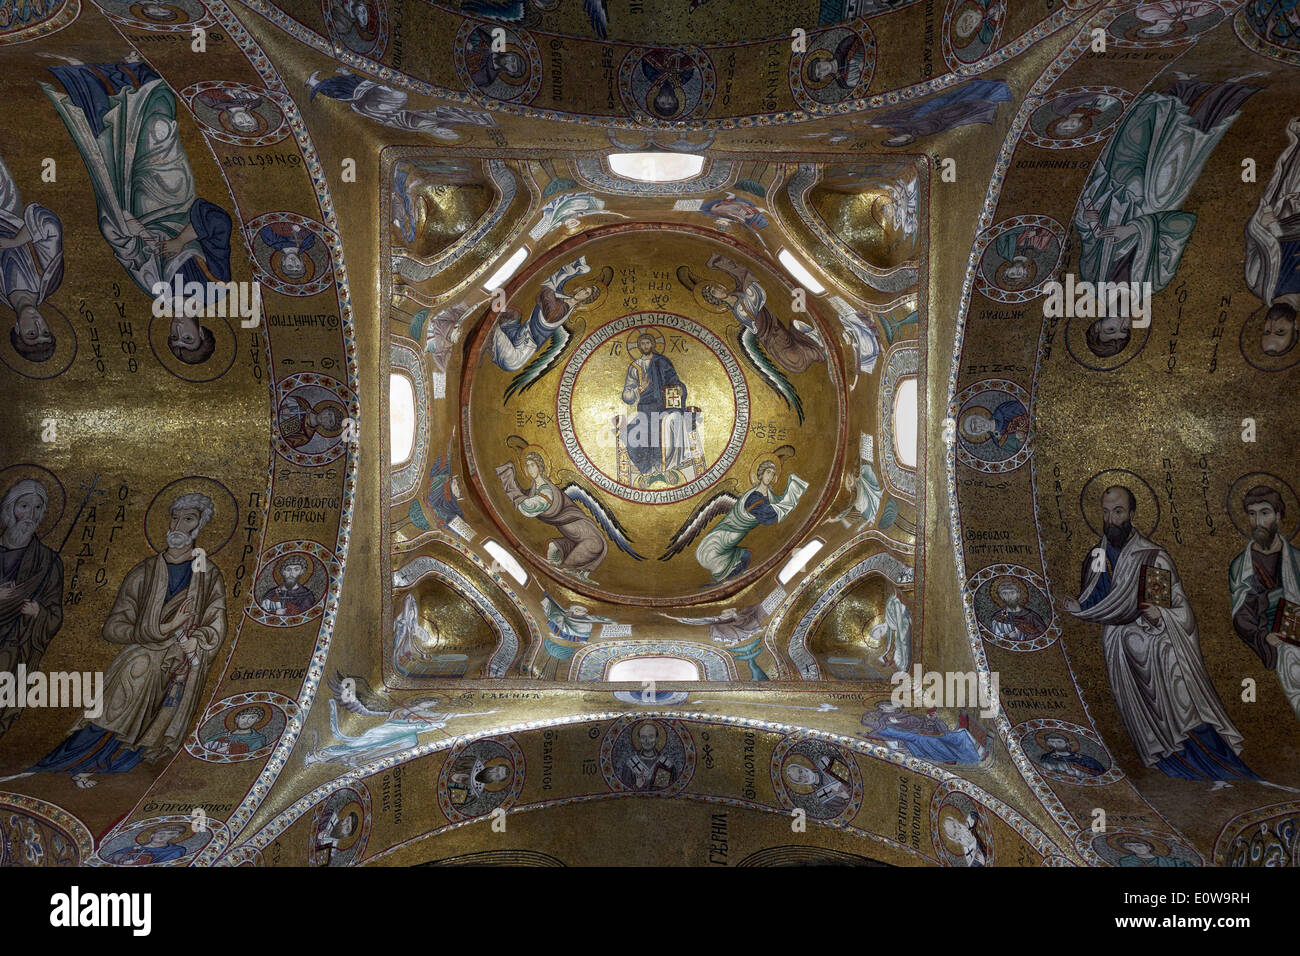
[659,491,737,561]
[583,0,608,38]
[737,327,805,424]
[461,0,526,22]
[504,321,576,401]
[328,671,391,717]
[563,483,645,560]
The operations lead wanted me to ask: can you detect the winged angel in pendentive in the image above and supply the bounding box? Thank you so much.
[304,673,490,768]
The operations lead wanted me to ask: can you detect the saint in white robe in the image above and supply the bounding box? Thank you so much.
[1070,530,1245,770]
[0,154,64,317]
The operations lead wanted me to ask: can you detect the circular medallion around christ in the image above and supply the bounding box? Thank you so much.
[462,225,848,605]
[556,312,749,504]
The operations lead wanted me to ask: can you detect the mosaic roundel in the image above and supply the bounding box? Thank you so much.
[954,379,1031,473]
[0,793,94,867]
[974,216,1065,303]
[0,0,77,42]
[94,814,227,866]
[246,212,335,297]
[942,0,1004,68]
[788,23,876,113]
[1106,0,1224,46]
[246,539,338,627]
[930,784,995,866]
[1214,802,1300,866]
[321,0,388,57]
[455,21,542,105]
[1015,718,1122,786]
[1024,87,1130,149]
[555,312,750,505]
[274,372,360,467]
[95,0,209,29]
[969,563,1058,651]
[186,691,299,763]
[1236,2,1300,65]
[182,82,291,148]
[308,785,371,867]
[600,716,696,796]
[771,734,863,824]
[619,47,716,124]
[437,734,525,821]
[1078,827,1204,867]
[464,225,847,605]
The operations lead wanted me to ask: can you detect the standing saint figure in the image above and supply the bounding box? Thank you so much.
[1244,117,1300,354]
[1061,485,1271,791]
[620,328,703,487]
[41,59,234,296]
[0,153,63,363]
[3,493,225,789]
[0,479,64,735]
[1074,74,1262,297]
[1229,485,1300,721]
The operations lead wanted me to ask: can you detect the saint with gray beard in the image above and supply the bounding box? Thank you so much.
[5,492,225,789]
[0,478,64,735]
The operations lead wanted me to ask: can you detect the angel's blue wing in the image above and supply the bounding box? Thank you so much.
[461,0,527,21]
[504,324,571,401]
[583,0,608,38]
[659,491,736,561]
[563,483,645,560]
[738,327,805,424]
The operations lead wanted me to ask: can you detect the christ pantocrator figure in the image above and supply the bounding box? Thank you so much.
[619,328,705,489]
